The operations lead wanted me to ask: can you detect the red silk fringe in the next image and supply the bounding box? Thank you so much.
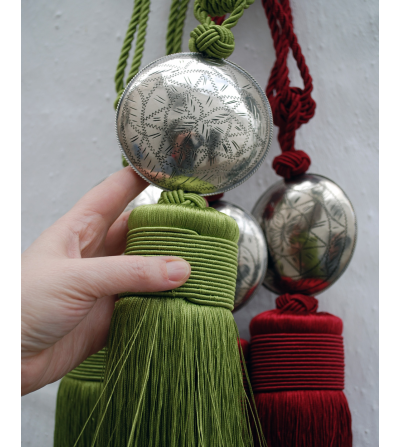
[249,294,352,446]
[254,390,352,447]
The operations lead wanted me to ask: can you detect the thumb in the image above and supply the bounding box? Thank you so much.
[76,255,191,298]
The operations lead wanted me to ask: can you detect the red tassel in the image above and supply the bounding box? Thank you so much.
[249,294,352,446]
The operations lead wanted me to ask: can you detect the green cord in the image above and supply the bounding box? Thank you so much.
[115,0,151,166]
[114,0,151,110]
[189,0,255,59]
[166,0,191,55]
[118,0,190,167]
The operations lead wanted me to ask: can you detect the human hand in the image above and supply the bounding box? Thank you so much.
[21,167,191,395]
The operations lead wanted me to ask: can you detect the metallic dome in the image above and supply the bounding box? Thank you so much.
[212,200,267,311]
[252,174,357,296]
[116,53,273,195]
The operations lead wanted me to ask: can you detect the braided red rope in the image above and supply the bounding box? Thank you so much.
[263,0,316,179]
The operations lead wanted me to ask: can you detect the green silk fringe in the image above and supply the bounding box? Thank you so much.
[53,349,106,447]
[89,192,263,446]
[94,298,255,446]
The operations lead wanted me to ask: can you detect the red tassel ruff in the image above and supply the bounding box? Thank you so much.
[254,390,352,447]
[250,294,352,446]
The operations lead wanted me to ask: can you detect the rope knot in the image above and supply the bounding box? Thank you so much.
[270,87,302,129]
[276,293,318,314]
[189,23,235,59]
[272,149,311,179]
[158,190,208,208]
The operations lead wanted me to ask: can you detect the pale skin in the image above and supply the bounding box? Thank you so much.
[21,167,191,396]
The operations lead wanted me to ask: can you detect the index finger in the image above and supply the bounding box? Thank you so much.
[65,167,149,234]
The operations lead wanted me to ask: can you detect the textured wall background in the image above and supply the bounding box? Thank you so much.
[21,0,378,445]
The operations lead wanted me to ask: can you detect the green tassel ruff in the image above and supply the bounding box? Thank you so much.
[54,349,106,447]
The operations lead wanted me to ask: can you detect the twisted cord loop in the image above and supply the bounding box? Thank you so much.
[166,0,191,54]
[262,0,316,178]
[114,0,151,109]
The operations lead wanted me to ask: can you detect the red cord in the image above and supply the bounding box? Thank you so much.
[211,15,226,25]
[262,0,316,179]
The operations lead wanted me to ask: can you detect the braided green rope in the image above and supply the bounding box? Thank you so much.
[189,0,254,59]
[119,0,189,167]
[172,0,191,53]
[166,0,191,55]
[114,0,142,102]
[114,0,151,110]
[115,0,151,167]
[166,0,180,54]
[126,0,151,86]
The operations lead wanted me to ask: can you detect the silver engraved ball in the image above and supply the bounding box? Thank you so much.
[252,174,357,295]
[212,200,268,312]
[116,53,273,195]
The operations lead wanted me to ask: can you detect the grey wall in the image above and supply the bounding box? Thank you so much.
[22,0,378,445]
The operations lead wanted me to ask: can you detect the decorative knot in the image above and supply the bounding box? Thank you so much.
[189,23,235,59]
[276,293,318,314]
[158,190,207,208]
[272,149,311,179]
[269,87,303,129]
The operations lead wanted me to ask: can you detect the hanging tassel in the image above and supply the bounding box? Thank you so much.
[249,294,352,447]
[53,349,106,447]
[90,191,264,447]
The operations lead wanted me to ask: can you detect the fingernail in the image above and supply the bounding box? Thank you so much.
[166,260,190,281]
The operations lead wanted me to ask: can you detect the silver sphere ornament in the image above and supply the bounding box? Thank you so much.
[124,184,161,212]
[212,200,268,311]
[252,174,357,295]
[116,53,273,195]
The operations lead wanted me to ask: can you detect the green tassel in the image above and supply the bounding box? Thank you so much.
[54,349,106,447]
[89,191,264,447]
